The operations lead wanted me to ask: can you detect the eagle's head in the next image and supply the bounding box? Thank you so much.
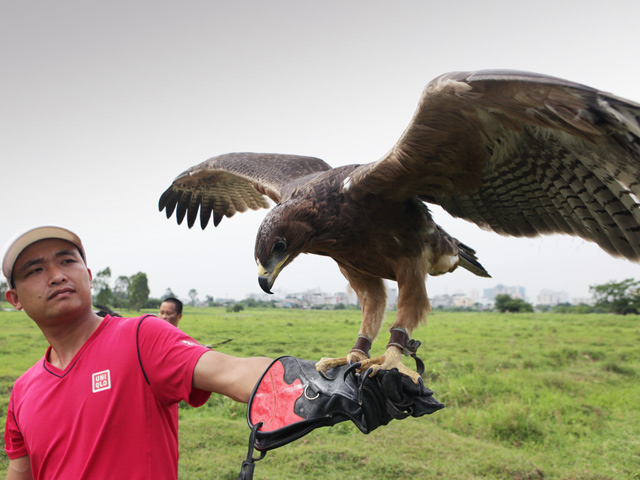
[254,202,314,294]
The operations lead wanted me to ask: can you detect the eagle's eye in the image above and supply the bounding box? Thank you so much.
[272,240,287,254]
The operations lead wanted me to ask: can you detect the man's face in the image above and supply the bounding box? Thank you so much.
[159,301,181,327]
[5,238,93,324]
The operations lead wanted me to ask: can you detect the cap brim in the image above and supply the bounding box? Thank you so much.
[2,226,85,283]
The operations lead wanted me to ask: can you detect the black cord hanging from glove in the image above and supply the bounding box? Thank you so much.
[236,422,266,480]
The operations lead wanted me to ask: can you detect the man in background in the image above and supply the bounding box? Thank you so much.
[159,297,183,327]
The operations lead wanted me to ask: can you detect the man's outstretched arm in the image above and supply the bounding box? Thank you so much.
[192,350,272,403]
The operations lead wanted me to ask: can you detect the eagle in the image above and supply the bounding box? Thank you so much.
[159,70,640,383]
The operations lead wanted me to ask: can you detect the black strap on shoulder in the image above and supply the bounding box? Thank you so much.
[135,315,153,386]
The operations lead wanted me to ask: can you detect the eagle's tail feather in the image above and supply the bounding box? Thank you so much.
[458,242,491,278]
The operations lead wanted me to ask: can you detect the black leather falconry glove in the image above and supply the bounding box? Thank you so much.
[237,356,443,479]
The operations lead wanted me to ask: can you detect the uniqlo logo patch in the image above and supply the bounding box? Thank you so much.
[92,370,111,393]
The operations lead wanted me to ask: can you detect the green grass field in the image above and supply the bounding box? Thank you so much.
[1,307,639,479]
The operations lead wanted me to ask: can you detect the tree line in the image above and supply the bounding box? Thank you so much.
[1,275,638,315]
[494,278,640,315]
[90,267,233,311]
[92,267,151,311]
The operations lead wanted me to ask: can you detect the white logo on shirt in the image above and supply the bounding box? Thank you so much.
[181,340,197,347]
[92,370,111,393]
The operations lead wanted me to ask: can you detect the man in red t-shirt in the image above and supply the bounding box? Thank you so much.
[2,226,273,480]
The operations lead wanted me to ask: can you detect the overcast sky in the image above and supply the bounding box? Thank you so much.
[2,0,639,303]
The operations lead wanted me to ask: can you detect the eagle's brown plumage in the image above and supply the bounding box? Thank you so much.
[159,70,640,382]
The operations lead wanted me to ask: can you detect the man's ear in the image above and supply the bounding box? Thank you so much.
[88,268,93,289]
[5,289,23,311]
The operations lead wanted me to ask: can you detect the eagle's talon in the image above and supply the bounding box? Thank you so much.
[358,370,373,392]
[350,347,424,384]
[318,345,423,384]
[363,366,376,378]
[343,362,361,380]
[318,368,339,381]
[316,356,348,374]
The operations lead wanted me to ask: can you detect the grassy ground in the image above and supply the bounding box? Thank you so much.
[1,306,639,479]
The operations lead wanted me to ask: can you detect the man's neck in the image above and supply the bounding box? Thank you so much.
[43,312,103,370]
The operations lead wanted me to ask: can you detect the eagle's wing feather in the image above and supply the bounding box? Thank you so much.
[159,152,332,229]
[348,70,640,260]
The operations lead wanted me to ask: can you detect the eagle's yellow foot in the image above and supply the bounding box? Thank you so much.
[357,346,422,384]
[316,350,369,374]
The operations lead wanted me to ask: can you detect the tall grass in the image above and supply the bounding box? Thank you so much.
[1,307,638,479]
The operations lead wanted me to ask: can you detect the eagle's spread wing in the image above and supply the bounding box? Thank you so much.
[159,152,332,229]
[348,70,640,261]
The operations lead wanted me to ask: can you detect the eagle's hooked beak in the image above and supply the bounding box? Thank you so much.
[258,275,273,294]
[257,255,290,294]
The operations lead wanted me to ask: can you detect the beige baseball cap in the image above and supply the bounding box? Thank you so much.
[2,226,86,285]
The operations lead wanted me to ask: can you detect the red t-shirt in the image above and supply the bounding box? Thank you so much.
[4,315,211,479]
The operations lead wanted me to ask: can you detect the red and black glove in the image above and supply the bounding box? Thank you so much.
[237,355,444,479]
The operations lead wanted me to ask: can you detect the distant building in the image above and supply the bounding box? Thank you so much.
[484,284,526,301]
[302,289,326,306]
[214,297,235,306]
[272,287,361,309]
[536,289,570,306]
[247,292,276,302]
[386,287,398,309]
[333,291,354,305]
[571,297,595,306]
[431,294,453,309]
[452,293,474,307]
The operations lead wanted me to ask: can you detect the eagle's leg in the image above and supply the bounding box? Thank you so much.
[316,271,387,373]
[356,259,430,384]
[360,329,422,383]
